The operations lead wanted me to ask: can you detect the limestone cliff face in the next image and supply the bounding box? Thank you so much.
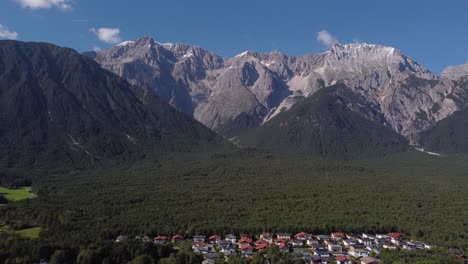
[90,37,468,141]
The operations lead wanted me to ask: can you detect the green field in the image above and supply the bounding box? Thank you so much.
[0,225,42,239]
[0,187,34,202]
[15,227,42,239]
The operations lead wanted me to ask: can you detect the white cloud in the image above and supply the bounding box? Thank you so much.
[90,27,122,44]
[92,45,101,52]
[0,24,18,40]
[15,0,73,10]
[317,30,339,48]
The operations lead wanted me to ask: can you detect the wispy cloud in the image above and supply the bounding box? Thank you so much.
[317,30,339,48]
[92,45,101,52]
[0,24,18,40]
[15,0,73,11]
[90,27,122,44]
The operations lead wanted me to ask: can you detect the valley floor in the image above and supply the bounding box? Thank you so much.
[0,150,467,263]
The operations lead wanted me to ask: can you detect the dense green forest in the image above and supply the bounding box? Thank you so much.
[0,150,467,263]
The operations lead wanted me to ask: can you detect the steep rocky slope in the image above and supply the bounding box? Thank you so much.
[89,37,468,141]
[239,84,409,158]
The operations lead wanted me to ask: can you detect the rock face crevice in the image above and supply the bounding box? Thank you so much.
[89,38,468,141]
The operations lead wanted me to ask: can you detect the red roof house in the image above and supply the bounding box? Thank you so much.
[209,235,222,241]
[388,233,405,239]
[331,232,345,240]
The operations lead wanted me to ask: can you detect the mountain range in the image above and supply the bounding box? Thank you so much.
[1,37,468,173]
[85,37,468,146]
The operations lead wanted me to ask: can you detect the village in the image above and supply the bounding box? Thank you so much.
[115,231,438,264]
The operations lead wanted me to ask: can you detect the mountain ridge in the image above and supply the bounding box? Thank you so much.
[87,37,468,142]
[0,40,225,172]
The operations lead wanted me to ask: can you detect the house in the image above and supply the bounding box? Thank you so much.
[208,235,222,244]
[367,246,381,254]
[343,240,358,247]
[362,233,375,240]
[313,249,330,260]
[291,238,304,247]
[154,236,168,244]
[383,244,397,250]
[348,249,369,258]
[225,234,236,243]
[219,243,236,252]
[202,259,216,264]
[256,243,269,251]
[315,235,330,241]
[240,234,252,243]
[336,255,352,264]
[374,238,389,245]
[387,233,405,240]
[391,238,403,246]
[407,241,425,249]
[172,234,184,243]
[424,244,436,249]
[255,239,270,250]
[306,239,319,246]
[294,232,313,240]
[238,238,252,247]
[360,256,381,264]
[402,243,416,251]
[193,235,206,243]
[240,245,253,253]
[358,238,373,246]
[310,243,325,251]
[327,244,342,253]
[115,235,128,243]
[376,234,389,239]
[274,238,287,245]
[135,235,150,242]
[193,246,211,254]
[279,243,290,254]
[331,232,345,240]
[260,232,273,243]
[349,244,365,251]
[277,233,292,240]
[345,233,359,239]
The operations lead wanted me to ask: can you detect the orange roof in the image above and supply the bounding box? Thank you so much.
[256,243,268,249]
[154,236,167,240]
[388,232,405,239]
[241,245,253,250]
[331,232,345,237]
[209,235,222,240]
[294,232,312,237]
[274,238,286,243]
[172,235,184,239]
[336,256,348,261]
[278,243,287,249]
[239,238,251,243]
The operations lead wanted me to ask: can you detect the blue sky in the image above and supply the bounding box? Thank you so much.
[0,0,467,74]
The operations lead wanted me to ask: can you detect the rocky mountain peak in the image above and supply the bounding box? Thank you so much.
[440,62,468,80]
